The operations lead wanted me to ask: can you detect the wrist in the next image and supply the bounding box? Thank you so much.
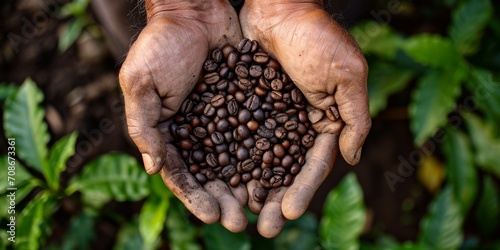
[145,0,219,21]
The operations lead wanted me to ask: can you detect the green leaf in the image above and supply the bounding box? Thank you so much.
[449,0,493,55]
[16,193,50,250]
[0,83,17,106]
[69,153,150,208]
[409,70,463,146]
[0,155,33,191]
[320,173,366,250]
[0,181,36,218]
[149,172,172,198]
[368,62,415,116]
[46,131,78,190]
[274,212,319,250]
[114,222,148,250]
[466,69,500,124]
[442,128,478,214]
[419,187,463,250]
[203,223,251,250]
[3,78,50,173]
[59,0,90,18]
[166,200,202,250]
[403,34,462,69]
[139,195,169,247]
[474,175,499,234]
[61,213,95,250]
[351,22,404,60]
[58,17,88,52]
[463,112,500,177]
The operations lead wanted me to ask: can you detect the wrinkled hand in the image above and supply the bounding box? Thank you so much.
[240,0,371,237]
[119,0,248,232]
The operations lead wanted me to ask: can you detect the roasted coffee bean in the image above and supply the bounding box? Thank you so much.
[237,124,250,139]
[236,146,249,161]
[238,78,252,91]
[245,94,260,111]
[235,65,249,78]
[273,144,286,158]
[253,52,269,64]
[203,104,216,117]
[217,108,228,119]
[250,40,259,52]
[222,44,234,58]
[275,113,289,123]
[249,65,263,78]
[262,151,274,164]
[253,187,268,202]
[287,131,300,141]
[264,118,277,130]
[290,163,301,175]
[282,155,293,168]
[257,126,273,138]
[215,143,229,154]
[191,150,205,163]
[266,58,281,70]
[270,91,283,101]
[204,59,218,72]
[247,120,259,131]
[222,165,237,178]
[218,152,230,166]
[229,173,241,187]
[284,120,299,130]
[258,77,271,89]
[262,168,273,180]
[189,164,201,174]
[298,110,308,123]
[227,99,238,116]
[176,125,191,139]
[291,88,303,103]
[219,66,230,78]
[211,131,225,145]
[227,51,238,69]
[326,105,340,121]
[274,101,287,111]
[216,119,229,133]
[298,155,306,165]
[202,137,215,148]
[263,67,276,80]
[193,127,207,138]
[212,48,223,63]
[193,102,205,114]
[228,116,239,127]
[204,72,220,84]
[237,38,252,53]
[253,109,265,121]
[296,123,307,135]
[206,153,218,167]
[195,173,207,184]
[237,109,251,124]
[302,134,315,148]
[272,166,286,176]
[308,108,324,123]
[270,175,283,188]
[274,127,287,139]
[255,87,267,97]
[201,92,214,103]
[210,94,225,108]
[180,99,194,114]
[252,167,262,179]
[283,174,293,186]
[242,173,252,183]
[216,79,228,90]
[243,137,255,148]
[241,159,255,171]
[271,79,283,91]
[255,138,271,150]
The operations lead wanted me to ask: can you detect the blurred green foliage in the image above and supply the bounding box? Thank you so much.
[1,0,500,249]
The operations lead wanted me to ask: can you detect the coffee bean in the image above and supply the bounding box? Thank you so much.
[211,131,225,145]
[291,88,303,103]
[216,79,228,90]
[273,144,286,158]
[204,72,220,84]
[206,153,218,167]
[222,165,237,178]
[218,152,230,166]
[193,127,207,138]
[227,51,238,69]
[264,118,277,130]
[253,187,268,202]
[227,99,238,116]
[201,92,214,103]
[212,48,223,63]
[262,151,274,164]
[275,113,289,123]
[270,91,283,101]
[204,59,218,72]
[255,87,267,97]
[228,116,239,127]
[290,163,301,175]
[241,159,255,171]
[257,126,273,138]
[250,40,259,52]
[258,77,271,90]
[247,120,259,131]
[274,101,287,111]
[191,150,205,163]
[238,109,251,124]
[262,168,273,180]
[253,109,265,121]
[253,52,269,64]
[287,131,300,141]
[238,79,252,91]
[283,174,293,186]
[298,155,306,165]
[176,125,191,139]
[264,67,276,80]
[266,58,281,70]
[210,94,225,108]
[308,108,324,123]
[235,65,249,78]
[284,120,298,130]
[203,103,216,117]
[255,138,271,151]
[252,167,262,179]
[272,166,286,176]
[216,108,228,119]
[237,38,252,53]
[237,124,250,139]
[215,143,228,154]
[242,173,252,183]
[270,175,283,188]
[274,127,287,139]
[245,94,260,111]
[249,65,263,78]
[296,123,307,135]
[195,173,207,184]
[243,137,255,148]
[326,105,340,121]
[302,134,315,148]
[271,79,283,91]
[240,54,252,64]
[236,146,249,161]
[229,173,241,187]
[180,99,194,114]
[219,66,230,78]
[222,44,234,58]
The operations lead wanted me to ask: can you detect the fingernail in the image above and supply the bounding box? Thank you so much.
[354,147,362,162]
[142,153,155,174]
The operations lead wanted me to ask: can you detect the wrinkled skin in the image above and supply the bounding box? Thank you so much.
[119,0,248,232]
[240,0,371,238]
[119,0,370,237]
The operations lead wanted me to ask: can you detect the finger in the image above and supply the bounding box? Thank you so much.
[204,180,248,232]
[257,187,287,238]
[282,133,339,220]
[159,144,220,224]
[246,179,264,214]
[119,73,166,174]
[230,184,248,207]
[335,56,371,165]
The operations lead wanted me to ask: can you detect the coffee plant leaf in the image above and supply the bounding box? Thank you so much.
[403,34,461,69]
[463,112,500,177]
[58,17,87,52]
[274,212,319,250]
[15,192,52,250]
[46,131,78,190]
[3,78,50,173]
[467,69,500,124]
[166,200,202,250]
[149,172,172,198]
[419,187,464,250]
[139,195,169,247]
[449,0,493,55]
[474,175,500,234]
[61,213,95,250]
[443,128,478,214]
[320,173,366,250]
[69,153,150,206]
[114,222,152,250]
[351,22,404,60]
[409,69,463,146]
[0,83,17,106]
[368,62,415,116]
[204,223,251,250]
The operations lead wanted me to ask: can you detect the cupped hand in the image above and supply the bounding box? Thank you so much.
[240,0,371,237]
[119,0,248,232]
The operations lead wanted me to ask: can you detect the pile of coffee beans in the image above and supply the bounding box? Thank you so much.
[170,39,326,193]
